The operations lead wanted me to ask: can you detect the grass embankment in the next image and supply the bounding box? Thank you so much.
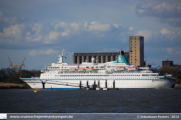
[174,84,181,88]
[0,82,25,89]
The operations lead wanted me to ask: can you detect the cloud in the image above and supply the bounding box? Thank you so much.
[55,22,68,29]
[129,27,133,30]
[29,49,58,56]
[33,35,42,41]
[88,22,110,31]
[25,23,43,42]
[0,24,24,40]
[44,30,69,43]
[135,28,181,44]
[3,17,17,24]
[71,23,79,31]
[25,33,43,42]
[32,23,42,34]
[177,51,181,55]
[61,30,69,36]
[136,2,181,18]
[160,28,174,35]
[166,48,173,54]
[161,48,173,54]
[84,22,88,28]
[138,9,144,14]
[136,30,153,40]
[160,18,181,27]
[44,31,60,43]
[160,28,181,40]
[113,24,121,28]
[0,10,27,26]
[136,1,181,27]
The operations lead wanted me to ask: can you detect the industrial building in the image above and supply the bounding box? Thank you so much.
[162,60,181,71]
[129,36,144,67]
[73,52,129,64]
[73,36,144,66]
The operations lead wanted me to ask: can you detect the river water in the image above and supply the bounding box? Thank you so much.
[0,88,181,113]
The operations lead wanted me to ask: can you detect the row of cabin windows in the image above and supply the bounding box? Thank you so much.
[43,74,157,77]
[53,74,157,77]
[48,67,60,69]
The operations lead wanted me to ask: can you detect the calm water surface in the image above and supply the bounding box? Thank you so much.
[0,89,181,113]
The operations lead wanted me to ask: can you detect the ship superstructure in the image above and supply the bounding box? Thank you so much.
[21,50,176,89]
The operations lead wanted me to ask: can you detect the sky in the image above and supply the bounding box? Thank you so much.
[0,0,181,70]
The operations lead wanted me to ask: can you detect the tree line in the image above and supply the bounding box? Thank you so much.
[158,67,181,83]
[0,68,41,88]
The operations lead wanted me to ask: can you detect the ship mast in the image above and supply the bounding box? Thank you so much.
[58,48,66,64]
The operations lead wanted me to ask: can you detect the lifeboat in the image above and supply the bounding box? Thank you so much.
[128,67,137,70]
[115,67,124,71]
[86,68,94,71]
[78,68,85,71]
[69,68,77,71]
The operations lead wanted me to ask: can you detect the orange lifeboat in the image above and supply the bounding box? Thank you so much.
[116,67,123,69]
[69,68,76,71]
[78,68,85,71]
[86,68,94,71]
[116,67,124,71]
[128,67,136,70]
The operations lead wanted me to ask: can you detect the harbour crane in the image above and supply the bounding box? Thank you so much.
[8,57,14,69]
[8,57,26,72]
[19,57,26,72]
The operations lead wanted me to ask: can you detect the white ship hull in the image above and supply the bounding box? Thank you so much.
[22,78,175,89]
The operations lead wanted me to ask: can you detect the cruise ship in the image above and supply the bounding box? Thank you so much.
[21,50,176,89]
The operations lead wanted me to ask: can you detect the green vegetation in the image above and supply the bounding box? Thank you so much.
[0,68,41,88]
[158,67,181,83]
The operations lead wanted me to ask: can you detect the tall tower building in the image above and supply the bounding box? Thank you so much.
[129,36,144,66]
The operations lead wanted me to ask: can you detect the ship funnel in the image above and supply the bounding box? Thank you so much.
[117,50,128,63]
[110,50,128,64]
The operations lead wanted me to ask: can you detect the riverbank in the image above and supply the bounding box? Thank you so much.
[0,82,25,89]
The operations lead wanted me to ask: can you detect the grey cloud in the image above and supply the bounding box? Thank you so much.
[0,21,131,52]
[160,18,181,27]
[136,1,181,27]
